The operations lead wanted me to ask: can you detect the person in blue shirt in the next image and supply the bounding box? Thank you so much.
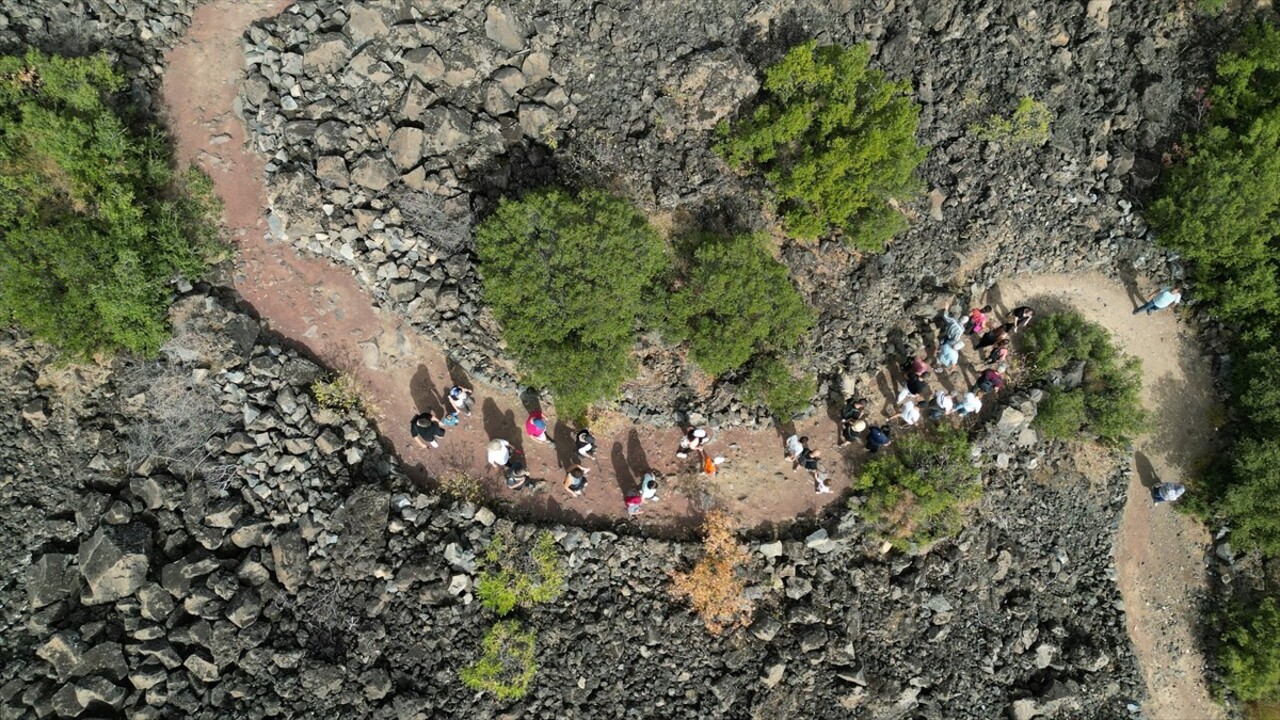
[1133,287,1183,315]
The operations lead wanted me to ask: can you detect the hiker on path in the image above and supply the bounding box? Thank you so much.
[866,425,893,453]
[936,339,964,375]
[973,367,1006,395]
[984,338,1010,367]
[929,390,955,420]
[785,434,809,463]
[897,372,931,405]
[640,473,659,502]
[941,306,966,345]
[575,428,597,459]
[624,493,645,516]
[957,391,983,416]
[968,305,994,335]
[975,323,1012,350]
[1134,287,1183,315]
[838,398,868,447]
[891,399,922,427]
[487,438,515,468]
[563,464,590,498]
[839,419,867,447]
[525,411,552,444]
[446,385,473,420]
[1152,482,1186,504]
[505,456,532,491]
[799,448,823,482]
[677,427,708,458]
[1009,306,1034,332]
[904,356,931,379]
[410,411,447,448]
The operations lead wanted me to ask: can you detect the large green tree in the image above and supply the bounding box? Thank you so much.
[475,188,668,417]
[717,41,927,251]
[0,50,221,357]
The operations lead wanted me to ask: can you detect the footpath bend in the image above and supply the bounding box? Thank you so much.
[162,3,1221,718]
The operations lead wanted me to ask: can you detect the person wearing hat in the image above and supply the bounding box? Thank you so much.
[487,438,515,468]
[839,418,867,447]
[677,427,707,458]
[525,411,552,444]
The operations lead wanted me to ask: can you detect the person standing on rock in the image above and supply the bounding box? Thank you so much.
[866,424,893,453]
[677,427,708,458]
[410,411,447,448]
[1009,306,1034,332]
[563,464,589,498]
[525,411,552,444]
[487,438,515,468]
[446,385,473,420]
[1133,287,1183,315]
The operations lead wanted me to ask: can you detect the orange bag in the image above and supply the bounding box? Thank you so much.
[702,453,717,476]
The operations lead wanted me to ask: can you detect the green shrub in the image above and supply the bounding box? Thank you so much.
[0,50,222,358]
[475,531,564,616]
[1034,388,1087,440]
[459,620,538,700]
[850,427,981,550]
[743,354,815,421]
[1196,0,1229,14]
[665,232,813,376]
[716,40,926,251]
[1022,312,1146,445]
[311,373,363,412]
[1223,439,1280,555]
[970,96,1053,146]
[1233,346,1280,436]
[475,188,668,418]
[1222,597,1280,702]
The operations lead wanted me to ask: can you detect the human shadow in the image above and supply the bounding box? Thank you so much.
[1133,450,1160,490]
[551,419,579,471]
[1117,261,1149,308]
[626,430,651,478]
[410,363,444,416]
[481,397,522,453]
[610,441,636,493]
[445,356,473,395]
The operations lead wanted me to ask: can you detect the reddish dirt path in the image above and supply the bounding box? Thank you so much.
[160,0,869,535]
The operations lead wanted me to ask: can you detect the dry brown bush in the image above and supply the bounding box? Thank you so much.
[669,510,754,635]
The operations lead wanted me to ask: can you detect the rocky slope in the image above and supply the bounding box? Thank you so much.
[238,0,1220,425]
[0,291,1143,719]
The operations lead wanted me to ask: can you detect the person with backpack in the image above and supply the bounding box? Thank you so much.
[487,438,515,468]
[563,464,590,498]
[897,373,930,404]
[575,428,597,459]
[445,385,473,421]
[967,305,993,335]
[929,390,955,420]
[785,434,809,463]
[839,419,867,447]
[410,411,447,448]
[940,306,966,345]
[973,367,1005,395]
[799,449,822,483]
[505,456,531,491]
[866,425,893,453]
[984,338,1010,367]
[975,323,1012,351]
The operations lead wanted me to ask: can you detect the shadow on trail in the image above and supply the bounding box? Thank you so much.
[481,397,522,453]
[1133,451,1160,490]
[410,363,444,416]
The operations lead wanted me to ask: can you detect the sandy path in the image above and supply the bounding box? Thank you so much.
[989,274,1222,720]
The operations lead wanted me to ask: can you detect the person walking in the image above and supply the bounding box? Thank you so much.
[1133,287,1183,315]
[677,427,708,458]
[799,448,822,482]
[563,464,590,498]
[936,339,964,375]
[984,338,1010,367]
[890,399,922,427]
[1009,306,1034,332]
[640,473,659,502]
[866,424,893,453]
[445,385,473,420]
[929,390,955,420]
[785,434,809,463]
[525,411,552,444]
[968,305,993,335]
[941,306,966,346]
[410,411,447,448]
[975,323,1011,350]
[904,356,931,379]
[897,373,930,405]
[1152,482,1186,504]
[957,391,983,416]
[972,367,1005,395]
[575,428,597,460]
[839,419,867,447]
[624,493,645,516]
[487,438,515,468]
[505,456,531,491]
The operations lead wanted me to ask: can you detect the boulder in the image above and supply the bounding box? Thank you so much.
[303,34,351,76]
[517,103,555,140]
[760,662,786,688]
[401,47,444,84]
[351,155,399,192]
[758,541,783,559]
[345,3,389,45]
[995,407,1029,435]
[137,583,175,622]
[484,5,530,52]
[184,653,220,683]
[316,156,349,189]
[27,553,76,609]
[37,632,85,682]
[78,524,151,605]
[271,529,308,593]
[422,107,473,154]
[675,49,760,130]
[388,126,425,171]
[73,643,127,683]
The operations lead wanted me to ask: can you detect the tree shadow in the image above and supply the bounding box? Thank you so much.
[1147,364,1223,472]
[410,363,444,416]
[481,397,522,454]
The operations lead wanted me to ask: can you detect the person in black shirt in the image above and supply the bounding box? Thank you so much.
[410,411,446,448]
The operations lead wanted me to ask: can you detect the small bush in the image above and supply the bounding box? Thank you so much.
[742,354,815,421]
[851,427,981,550]
[475,530,565,616]
[1034,388,1087,440]
[459,620,538,700]
[717,41,926,251]
[311,373,362,412]
[665,232,813,376]
[669,510,755,635]
[0,50,222,358]
[1022,312,1146,445]
[1222,597,1280,702]
[970,96,1053,146]
[475,188,668,418]
[1232,346,1280,436]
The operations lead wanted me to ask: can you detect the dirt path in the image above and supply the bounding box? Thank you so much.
[988,274,1222,720]
[162,6,1220,713]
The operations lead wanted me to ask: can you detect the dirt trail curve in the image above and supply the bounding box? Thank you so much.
[162,3,1221,717]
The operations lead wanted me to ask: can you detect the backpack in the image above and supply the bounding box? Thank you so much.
[702,454,717,475]
[442,413,459,427]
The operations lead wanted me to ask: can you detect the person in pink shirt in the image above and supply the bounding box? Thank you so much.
[525,411,552,444]
[968,305,993,335]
